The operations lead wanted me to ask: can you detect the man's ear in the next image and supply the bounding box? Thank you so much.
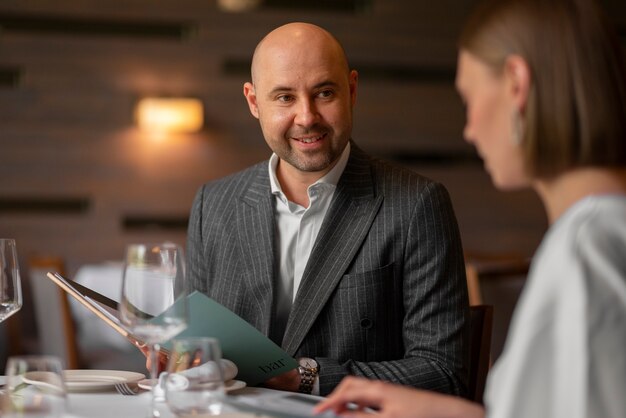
[504,55,531,112]
[243,82,260,119]
[349,70,358,106]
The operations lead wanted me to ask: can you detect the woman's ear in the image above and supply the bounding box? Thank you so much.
[504,55,531,112]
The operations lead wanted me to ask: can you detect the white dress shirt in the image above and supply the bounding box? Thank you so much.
[485,195,626,418]
[269,143,351,343]
[268,143,350,395]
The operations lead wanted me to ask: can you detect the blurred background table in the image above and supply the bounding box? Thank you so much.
[70,262,146,373]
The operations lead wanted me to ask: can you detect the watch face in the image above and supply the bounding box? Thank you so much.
[299,357,318,369]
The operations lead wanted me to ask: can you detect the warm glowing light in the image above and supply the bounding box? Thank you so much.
[217,0,263,12]
[136,97,204,134]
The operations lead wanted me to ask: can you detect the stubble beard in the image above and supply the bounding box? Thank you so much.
[277,146,337,173]
[276,133,349,173]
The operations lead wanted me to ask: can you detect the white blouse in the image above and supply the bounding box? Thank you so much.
[485,195,626,418]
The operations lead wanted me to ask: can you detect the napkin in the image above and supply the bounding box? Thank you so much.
[186,358,238,381]
[160,359,238,392]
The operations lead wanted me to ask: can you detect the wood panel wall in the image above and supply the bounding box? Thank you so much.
[1,0,624,277]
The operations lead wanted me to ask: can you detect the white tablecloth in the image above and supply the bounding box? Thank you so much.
[1,376,327,418]
[68,387,324,418]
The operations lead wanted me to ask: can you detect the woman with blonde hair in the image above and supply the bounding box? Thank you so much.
[315,0,626,417]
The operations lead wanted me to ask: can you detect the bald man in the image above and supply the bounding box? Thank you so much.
[186,22,469,396]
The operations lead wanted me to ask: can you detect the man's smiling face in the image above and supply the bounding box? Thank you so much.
[244,23,357,180]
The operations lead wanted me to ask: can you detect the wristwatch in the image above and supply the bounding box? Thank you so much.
[297,357,319,394]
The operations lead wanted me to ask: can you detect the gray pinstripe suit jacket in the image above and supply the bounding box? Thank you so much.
[186,144,469,396]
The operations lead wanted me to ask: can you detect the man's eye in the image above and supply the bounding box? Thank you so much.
[277,95,293,103]
[318,90,333,98]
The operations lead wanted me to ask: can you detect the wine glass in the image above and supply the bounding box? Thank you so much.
[0,239,22,324]
[164,337,226,417]
[119,243,188,418]
[2,355,68,418]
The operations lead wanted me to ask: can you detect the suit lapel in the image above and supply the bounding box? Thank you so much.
[282,146,383,355]
[237,164,275,336]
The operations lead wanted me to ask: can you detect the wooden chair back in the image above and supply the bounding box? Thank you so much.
[468,304,493,404]
[465,255,529,361]
[29,256,80,369]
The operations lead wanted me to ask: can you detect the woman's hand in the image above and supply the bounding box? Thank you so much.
[313,376,484,418]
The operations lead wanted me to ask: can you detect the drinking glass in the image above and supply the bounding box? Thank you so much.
[119,243,188,418]
[0,239,22,324]
[164,337,225,417]
[2,355,68,418]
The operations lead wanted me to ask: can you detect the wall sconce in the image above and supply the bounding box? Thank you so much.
[217,0,263,12]
[135,97,204,135]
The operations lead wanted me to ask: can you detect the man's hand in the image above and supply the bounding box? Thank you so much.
[263,368,300,392]
[139,345,169,374]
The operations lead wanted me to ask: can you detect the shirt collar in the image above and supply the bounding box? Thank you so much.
[269,142,351,196]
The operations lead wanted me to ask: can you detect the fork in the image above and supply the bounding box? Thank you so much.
[114,382,141,396]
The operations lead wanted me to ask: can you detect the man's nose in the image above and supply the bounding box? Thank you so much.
[294,99,318,127]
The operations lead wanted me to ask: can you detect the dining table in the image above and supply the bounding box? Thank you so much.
[0,375,331,418]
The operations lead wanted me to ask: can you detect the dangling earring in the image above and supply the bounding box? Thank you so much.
[511,109,524,145]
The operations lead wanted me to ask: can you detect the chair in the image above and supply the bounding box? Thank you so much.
[0,306,23,366]
[28,256,80,369]
[468,304,493,404]
[465,255,529,361]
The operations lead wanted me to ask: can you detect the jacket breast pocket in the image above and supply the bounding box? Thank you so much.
[337,262,399,319]
[338,262,395,289]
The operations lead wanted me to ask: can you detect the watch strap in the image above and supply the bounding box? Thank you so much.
[297,366,316,394]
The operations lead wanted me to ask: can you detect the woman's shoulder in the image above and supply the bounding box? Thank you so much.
[545,195,626,247]
[569,195,626,248]
[530,195,626,292]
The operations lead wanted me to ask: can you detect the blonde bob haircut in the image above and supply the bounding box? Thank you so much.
[459,0,626,178]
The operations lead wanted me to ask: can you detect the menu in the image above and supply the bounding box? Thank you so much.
[46,272,297,385]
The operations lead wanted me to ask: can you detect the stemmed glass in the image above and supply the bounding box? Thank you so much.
[3,355,68,418]
[119,243,188,418]
[0,239,22,324]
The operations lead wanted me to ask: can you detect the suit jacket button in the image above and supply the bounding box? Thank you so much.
[360,317,373,329]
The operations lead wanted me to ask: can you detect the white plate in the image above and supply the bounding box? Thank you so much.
[20,371,66,394]
[138,378,246,392]
[62,370,145,392]
[225,379,247,392]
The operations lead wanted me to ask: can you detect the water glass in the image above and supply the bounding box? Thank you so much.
[0,238,22,324]
[119,242,188,417]
[2,355,68,418]
[165,337,225,417]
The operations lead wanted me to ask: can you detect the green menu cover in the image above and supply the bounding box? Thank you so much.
[163,291,298,386]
